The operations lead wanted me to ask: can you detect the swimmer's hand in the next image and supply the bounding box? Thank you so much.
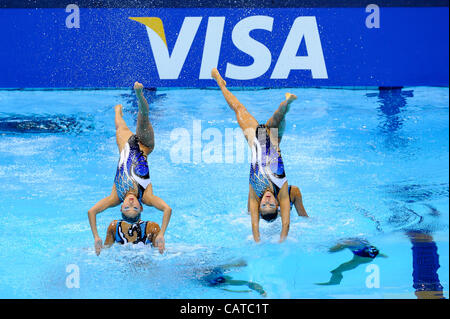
[154,233,165,254]
[134,81,144,96]
[94,237,103,256]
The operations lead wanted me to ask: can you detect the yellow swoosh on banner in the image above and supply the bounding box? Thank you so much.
[129,17,167,47]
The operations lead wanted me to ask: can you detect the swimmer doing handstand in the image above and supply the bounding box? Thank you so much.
[88,82,172,255]
[211,68,308,243]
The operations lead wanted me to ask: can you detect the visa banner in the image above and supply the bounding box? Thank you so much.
[0,7,448,87]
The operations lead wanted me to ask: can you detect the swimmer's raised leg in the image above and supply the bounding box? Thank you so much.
[134,82,155,155]
[115,104,133,152]
[266,93,297,143]
[211,68,258,144]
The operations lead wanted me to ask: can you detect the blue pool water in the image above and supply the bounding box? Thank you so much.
[0,87,448,299]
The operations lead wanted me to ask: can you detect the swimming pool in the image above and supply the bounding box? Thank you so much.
[0,86,448,299]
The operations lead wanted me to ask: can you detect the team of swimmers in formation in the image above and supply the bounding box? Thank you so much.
[86,69,443,298]
[88,68,308,255]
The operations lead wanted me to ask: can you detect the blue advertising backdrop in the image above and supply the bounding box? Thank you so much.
[0,6,448,88]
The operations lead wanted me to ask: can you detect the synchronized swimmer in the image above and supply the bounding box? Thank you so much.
[88,82,172,255]
[211,68,308,243]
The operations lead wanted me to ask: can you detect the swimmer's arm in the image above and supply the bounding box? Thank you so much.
[142,192,172,253]
[88,194,120,237]
[249,189,261,243]
[279,186,291,243]
[103,221,117,248]
[88,190,120,255]
[145,195,172,236]
[290,186,308,217]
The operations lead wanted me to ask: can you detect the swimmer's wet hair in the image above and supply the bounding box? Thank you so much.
[260,211,278,222]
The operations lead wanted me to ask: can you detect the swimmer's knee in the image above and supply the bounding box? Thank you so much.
[233,103,246,114]
[146,140,155,153]
[138,137,154,155]
[116,127,132,139]
[137,130,154,147]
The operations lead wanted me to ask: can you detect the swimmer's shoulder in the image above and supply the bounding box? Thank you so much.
[145,221,161,235]
[107,220,119,233]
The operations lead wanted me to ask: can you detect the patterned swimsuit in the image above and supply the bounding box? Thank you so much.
[114,220,151,245]
[249,125,288,199]
[114,135,151,203]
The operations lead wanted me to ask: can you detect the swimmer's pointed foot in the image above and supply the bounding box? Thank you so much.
[211,68,226,87]
[285,93,297,104]
[134,81,144,96]
[114,104,123,117]
[134,81,149,116]
[283,93,297,113]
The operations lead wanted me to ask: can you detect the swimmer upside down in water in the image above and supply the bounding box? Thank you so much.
[88,82,172,255]
[211,68,308,243]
